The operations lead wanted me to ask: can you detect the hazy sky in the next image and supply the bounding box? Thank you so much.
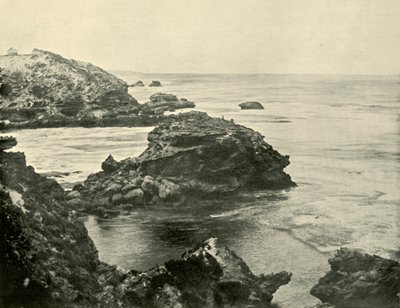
[1,0,399,74]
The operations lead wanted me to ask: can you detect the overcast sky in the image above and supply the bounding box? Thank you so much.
[1,0,399,74]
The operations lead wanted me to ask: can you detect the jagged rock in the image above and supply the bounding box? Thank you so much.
[0,48,139,126]
[74,111,295,216]
[0,136,17,151]
[239,101,264,110]
[1,149,290,307]
[121,182,137,193]
[139,93,195,115]
[101,155,119,174]
[7,47,18,56]
[138,111,295,194]
[149,80,162,87]
[129,80,144,87]
[310,248,400,308]
[111,193,124,205]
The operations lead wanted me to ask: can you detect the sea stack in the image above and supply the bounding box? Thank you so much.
[71,111,295,215]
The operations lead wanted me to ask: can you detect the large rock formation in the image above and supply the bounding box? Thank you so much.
[310,248,400,308]
[0,49,140,128]
[0,136,17,151]
[0,143,291,307]
[139,92,195,115]
[71,111,295,215]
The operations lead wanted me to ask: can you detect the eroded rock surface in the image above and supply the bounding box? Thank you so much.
[310,248,400,308]
[0,146,290,307]
[73,111,295,215]
[0,49,140,128]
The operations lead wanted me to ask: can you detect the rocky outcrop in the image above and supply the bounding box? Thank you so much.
[0,49,139,128]
[139,93,195,115]
[239,101,264,110]
[0,136,17,151]
[149,80,162,87]
[0,145,290,307]
[129,80,144,87]
[310,248,400,308]
[71,111,295,215]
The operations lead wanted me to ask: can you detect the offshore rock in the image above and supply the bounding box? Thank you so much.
[239,101,264,110]
[139,92,195,115]
[129,80,144,87]
[0,148,290,307]
[0,136,17,151]
[149,80,162,87]
[74,111,295,214]
[310,248,400,308]
[0,49,139,128]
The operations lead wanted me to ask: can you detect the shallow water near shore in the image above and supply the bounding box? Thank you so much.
[3,73,399,307]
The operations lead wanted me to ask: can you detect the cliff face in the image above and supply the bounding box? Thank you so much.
[0,140,291,307]
[71,111,295,215]
[0,49,138,125]
[310,248,400,308]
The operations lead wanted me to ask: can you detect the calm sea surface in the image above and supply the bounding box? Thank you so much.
[4,73,399,307]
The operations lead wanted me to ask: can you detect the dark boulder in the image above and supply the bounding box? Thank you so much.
[0,136,17,151]
[101,155,119,174]
[310,248,400,308]
[239,101,264,110]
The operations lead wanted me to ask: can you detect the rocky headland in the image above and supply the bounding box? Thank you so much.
[0,139,291,307]
[0,49,143,129]
[0,50,190,130]
[67,111,295,216]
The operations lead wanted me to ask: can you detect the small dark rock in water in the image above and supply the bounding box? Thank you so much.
[0,149,291,307]
[129,80,144,87]
[74,111,295,215]
[149,80,162,87]
[310,248,400,308]
[0,136,17,151]
[239,101,264,110]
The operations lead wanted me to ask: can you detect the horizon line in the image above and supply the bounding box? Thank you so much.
[109,70,400,76]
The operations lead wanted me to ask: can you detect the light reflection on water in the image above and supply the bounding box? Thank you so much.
[3,73,399,307]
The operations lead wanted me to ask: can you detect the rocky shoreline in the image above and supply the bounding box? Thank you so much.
[0,141,292,307]
[1,138,399,307]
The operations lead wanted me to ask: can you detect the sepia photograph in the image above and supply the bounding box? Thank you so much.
[0,1,399,307]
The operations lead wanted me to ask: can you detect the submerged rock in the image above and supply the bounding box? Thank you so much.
[0,147,290,307]
[74,111,295,214]
[310,248,400,308]
[139,92,195,115]
[0,136,17,151]
[239,101,264,110]
[149,80,162,87]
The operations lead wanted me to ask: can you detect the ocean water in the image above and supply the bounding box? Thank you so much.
[4,73,399,307]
